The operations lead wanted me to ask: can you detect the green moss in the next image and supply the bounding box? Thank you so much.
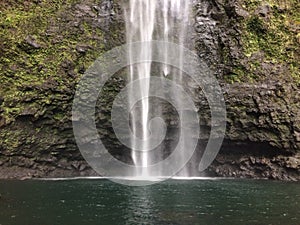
[53,112,65,121]
[290,62,300,83]
[0,128,23,152]
[239,0,300,83]
[0,0,111,124]
[225,64,259,83]
[246,16,266,36]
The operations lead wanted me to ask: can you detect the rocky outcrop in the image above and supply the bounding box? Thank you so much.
[0,0,299,180]
[0,0,122,179]
[194,0,300,180]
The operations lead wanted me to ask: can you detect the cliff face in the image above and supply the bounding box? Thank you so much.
[0,0,299,180]
[192,0,300,180]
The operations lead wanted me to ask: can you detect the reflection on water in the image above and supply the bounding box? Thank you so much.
[125,187,156,225]
[0,179,299,225]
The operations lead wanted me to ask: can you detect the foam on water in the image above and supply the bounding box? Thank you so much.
[35,176,232,182]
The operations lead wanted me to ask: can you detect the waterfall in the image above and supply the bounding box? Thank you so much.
[124,0,191,177]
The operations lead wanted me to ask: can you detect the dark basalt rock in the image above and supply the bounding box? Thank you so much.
[18,35,42,53]
[0,0,299,180]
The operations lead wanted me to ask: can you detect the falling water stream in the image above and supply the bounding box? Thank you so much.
[125,0,191,177]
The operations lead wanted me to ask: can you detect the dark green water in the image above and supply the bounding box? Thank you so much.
[0,178,299,225]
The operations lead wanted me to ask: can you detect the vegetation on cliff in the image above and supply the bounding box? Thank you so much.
[0,0,299,179]
[225,0,300,83]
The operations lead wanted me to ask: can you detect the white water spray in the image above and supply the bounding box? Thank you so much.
[125,0,191,177]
